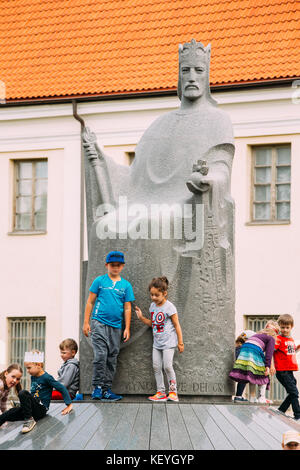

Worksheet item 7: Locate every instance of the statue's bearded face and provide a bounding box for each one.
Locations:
[180,61,206,101]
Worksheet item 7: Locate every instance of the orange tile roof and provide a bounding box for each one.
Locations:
[1,0,299,101]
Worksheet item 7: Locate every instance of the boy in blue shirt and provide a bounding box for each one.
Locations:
[83,251,135,401]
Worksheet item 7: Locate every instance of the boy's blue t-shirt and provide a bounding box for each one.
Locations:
[90,274,135,329]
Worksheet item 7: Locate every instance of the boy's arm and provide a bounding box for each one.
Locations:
[58,363,78,389]
[171,314,184,353]
[83,292,97,336]
[123,301,131,342]
[47,375,73,414]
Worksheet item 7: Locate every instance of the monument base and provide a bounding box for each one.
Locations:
[81,394,233,403]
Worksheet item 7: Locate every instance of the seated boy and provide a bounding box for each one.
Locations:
[51,338,80,401]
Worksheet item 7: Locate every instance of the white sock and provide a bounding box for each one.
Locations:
[258,384,267,399]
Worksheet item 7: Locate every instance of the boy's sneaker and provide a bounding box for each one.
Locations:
[91,386,103,400]
[234,396,248,403]
[168,392,179,402]
[270,407,290,418]
[101,389,123,402]
[148,392,168,402]
[73,393,83,402]
[21,418,36,434]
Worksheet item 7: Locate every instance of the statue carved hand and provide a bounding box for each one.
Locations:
[82,127,103,163]
[186,160,211,194]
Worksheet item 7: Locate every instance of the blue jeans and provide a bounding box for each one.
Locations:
[276,371,300,419]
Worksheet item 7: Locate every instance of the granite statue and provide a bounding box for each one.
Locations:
[80,39,235,399]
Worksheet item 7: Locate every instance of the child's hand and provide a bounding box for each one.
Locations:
[123,328,130,342]
[178,343,184,353]
[270,365,276,376]
[83,322,91,337]
[135,306,143,320]
[264,367,270,376]
[61,404,73,415]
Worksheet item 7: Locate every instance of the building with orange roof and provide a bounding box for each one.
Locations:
[0,0,299,401]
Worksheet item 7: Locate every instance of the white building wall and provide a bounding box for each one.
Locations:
[0,110,82,375]
[0,85,299,380]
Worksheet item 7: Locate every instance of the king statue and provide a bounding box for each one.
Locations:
[80,39,236,399]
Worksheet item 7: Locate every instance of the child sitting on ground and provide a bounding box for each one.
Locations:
[0,351,72,434]
[51,338,80,401]
[0,364,23,416]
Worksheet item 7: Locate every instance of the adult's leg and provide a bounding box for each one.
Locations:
[162,348,177,393]
[104,326,122,392]
[152,348,165,393]
[90,319,109,388]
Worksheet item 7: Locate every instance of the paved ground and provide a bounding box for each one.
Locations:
[0,401,299,450]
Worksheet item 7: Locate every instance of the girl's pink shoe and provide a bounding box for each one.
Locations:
[148,392,168,402]
[167,392,179,402]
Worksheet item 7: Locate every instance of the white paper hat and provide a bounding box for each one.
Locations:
[24,351,44,363]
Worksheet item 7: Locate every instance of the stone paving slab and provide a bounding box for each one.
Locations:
[0,402,299,450]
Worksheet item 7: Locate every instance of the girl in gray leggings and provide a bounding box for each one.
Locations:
[135,276,184,402]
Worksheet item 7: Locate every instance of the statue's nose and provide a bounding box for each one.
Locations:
[188,69,197,81]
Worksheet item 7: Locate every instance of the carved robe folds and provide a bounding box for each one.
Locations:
[80,93,235,398]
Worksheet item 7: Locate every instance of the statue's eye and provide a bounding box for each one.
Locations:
[195,68,204,73]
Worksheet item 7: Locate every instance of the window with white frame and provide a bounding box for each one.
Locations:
[8,317,46,390]
[13,159,48,231]
[251,145,291,222]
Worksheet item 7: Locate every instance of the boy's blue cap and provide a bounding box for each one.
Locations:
[106,251,125,264]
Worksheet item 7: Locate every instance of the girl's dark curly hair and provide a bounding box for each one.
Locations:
[148,276,169,293]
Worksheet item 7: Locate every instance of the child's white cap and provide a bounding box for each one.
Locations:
[24,351,44,363]
[283,429,300,445]
[241,330,256,339]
